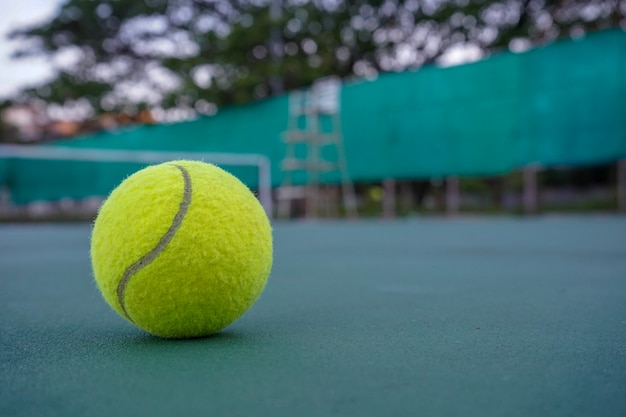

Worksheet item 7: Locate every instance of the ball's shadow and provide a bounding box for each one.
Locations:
[125,329,245,347]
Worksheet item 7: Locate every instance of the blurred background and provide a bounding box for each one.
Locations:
[0,0,625,221]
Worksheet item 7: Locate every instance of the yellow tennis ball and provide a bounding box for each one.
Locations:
[90,160,273,339]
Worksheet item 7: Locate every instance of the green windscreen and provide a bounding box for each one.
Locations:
[1,29,625,204]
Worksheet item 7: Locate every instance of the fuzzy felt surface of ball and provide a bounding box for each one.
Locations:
[90,160,273,338]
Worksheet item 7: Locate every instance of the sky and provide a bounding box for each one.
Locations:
[0,0,62,99]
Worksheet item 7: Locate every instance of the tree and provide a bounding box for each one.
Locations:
[7,0,624,117]
[0,118,20,143]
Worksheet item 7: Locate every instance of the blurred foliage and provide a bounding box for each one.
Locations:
[0,101,20,143]
[459,164,614,195]
[6,0,625,115]
[0,119,21,143]
[541,165,613,188]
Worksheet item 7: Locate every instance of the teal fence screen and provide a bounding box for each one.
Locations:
[2,29,625,204]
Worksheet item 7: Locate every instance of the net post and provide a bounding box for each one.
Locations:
[257,156,273,219]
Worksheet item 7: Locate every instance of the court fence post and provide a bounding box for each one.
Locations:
[446,176,460,215]
[523,165,539,214]
[618,159,626,213]
[383,178,396,218]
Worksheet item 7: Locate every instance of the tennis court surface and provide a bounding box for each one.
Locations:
[1,216,625,417]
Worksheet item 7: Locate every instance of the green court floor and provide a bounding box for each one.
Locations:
[1,216,625,417]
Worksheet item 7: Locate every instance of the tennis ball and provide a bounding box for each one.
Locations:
[90,160,272,339]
